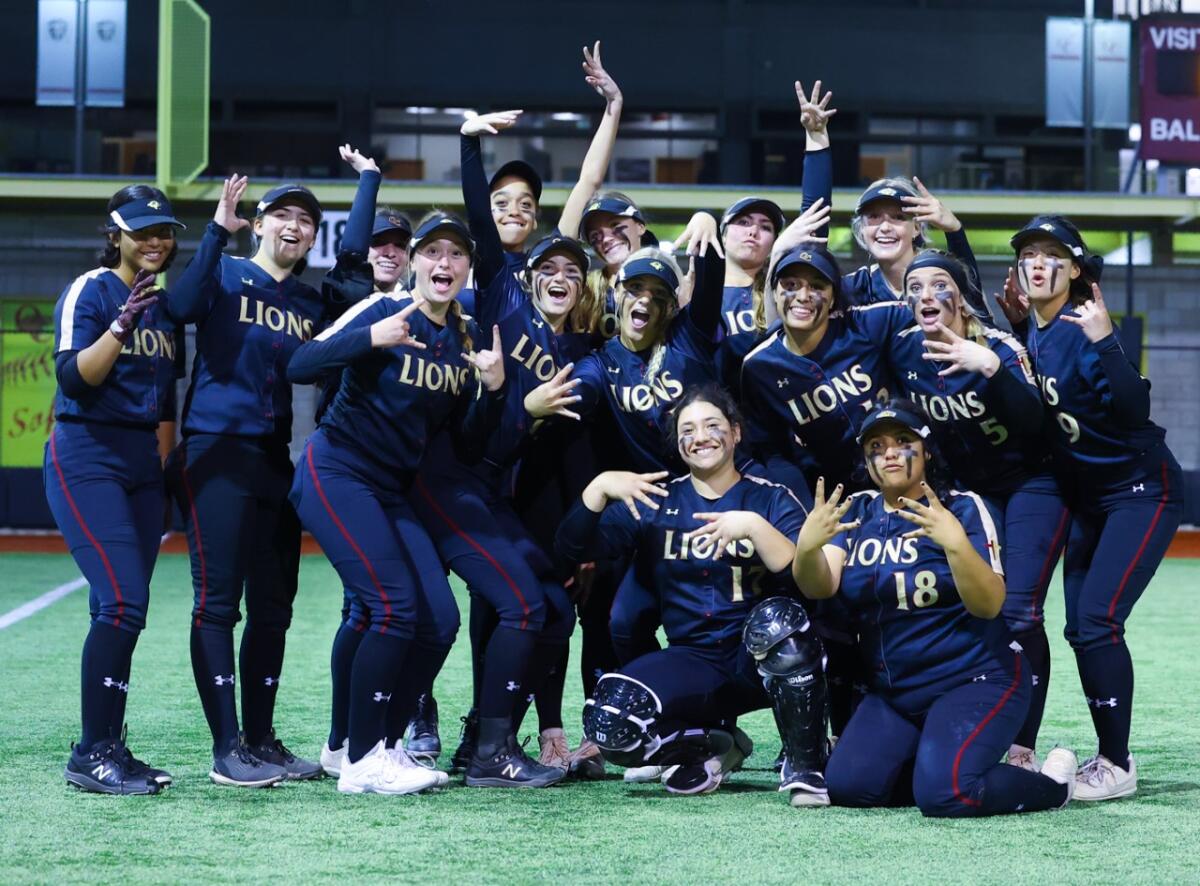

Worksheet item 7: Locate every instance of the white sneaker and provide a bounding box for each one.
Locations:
[1039,747,1078,807]
[1007,743,1041,773]
[622,764,679,784]
[337,740,441,795]
[389,740,449,788]
[1074,754,1137,802]
[320,740,346,778]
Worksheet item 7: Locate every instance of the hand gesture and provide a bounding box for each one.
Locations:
[582,41,622,110]
[461,110,523,138]
[796,478,860,553]
[111,269,161,341]
[370,298,427,350]
[678,211,723,258]
[994,267,1029,327]
[692,510,762,560]
[921,323,1001,377]
[796,80,837,148]
[566,561,597,606]
[338,143,380,175]
[676,263,695,309]
[594,470,670,520]
[524,362,582,420]
[896,482,969,549]
[901,177,961,233]
[772,197,831,257]
[214,174,250,234]
[1060,282,1114,343]
[463,324,506,392]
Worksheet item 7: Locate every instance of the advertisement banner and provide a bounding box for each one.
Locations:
[1140,15,1200,163]
[1047,17,1130,129]
[85,0,126,107]
[0,301,58,468]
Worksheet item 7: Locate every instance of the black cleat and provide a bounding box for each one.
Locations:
[65,741,160,795]
[465,735,567,788]
[209,743,287,788]
[449,708,479,774]
[404,693,441,764]
[779,758,829,806]
[246,730,324,780]
[114,728,172,787]
[773,745,786,772]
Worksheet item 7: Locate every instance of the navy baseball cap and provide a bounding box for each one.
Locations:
[372,211,412,241]
[581,195,645,232]
[856,402,932,445]
[490,160,543,203]
[770,243,841,288]
[1009,216,1086,259]
[108,197,186,232]
[618,254,679,293]
[720,196,785,237]
[855,180,917,214]
[525,235,589,277]
[256,184,323,225]
[408,214,475,258]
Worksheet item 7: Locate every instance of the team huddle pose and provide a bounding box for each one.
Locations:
[46,44,1182,815]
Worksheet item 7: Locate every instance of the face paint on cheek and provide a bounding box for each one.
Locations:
[900,445,919,479]
[678,432,695,459]
[1046,257,1063,293]
[1017,259,1033,294]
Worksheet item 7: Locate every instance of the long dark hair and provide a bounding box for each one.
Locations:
[99,185,179,270]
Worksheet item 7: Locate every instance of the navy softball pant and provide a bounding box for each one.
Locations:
[620,644,768,732]
[824,651,1067,817]
[993,472,1070,636]
[44,421,163,633]
[291,430,459,642]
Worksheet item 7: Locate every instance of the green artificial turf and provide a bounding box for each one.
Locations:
[1,552,1198,884]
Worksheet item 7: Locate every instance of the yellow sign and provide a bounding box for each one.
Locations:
[1,301,57,467]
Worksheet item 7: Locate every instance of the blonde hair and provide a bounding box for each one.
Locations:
[851,176,927,251]
[614,247,684,384]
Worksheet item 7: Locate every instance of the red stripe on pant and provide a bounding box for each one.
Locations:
[951,653,1023,808]
[412,476,531,630]
[1031,506,1071,622]
[49,430,124,626]
[306,446,393,632]
[1106,461,1170,644]
[177,442,211,629]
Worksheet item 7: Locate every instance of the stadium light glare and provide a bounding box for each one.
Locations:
[553,112,584,122]
[1128,123,1141,143]
[1146,158,1161,172]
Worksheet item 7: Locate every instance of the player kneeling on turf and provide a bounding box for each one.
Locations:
[793,399,1078,817]
[556,383,829,804]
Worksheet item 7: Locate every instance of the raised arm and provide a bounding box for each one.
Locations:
[165,175,249,323]
[558,42,623,238]
[797,80,836,238]
[459,111,523,292]
[286,296,417,384]
[323,145,383,310]
[555,469,668,563]
[1063,282,1152,426]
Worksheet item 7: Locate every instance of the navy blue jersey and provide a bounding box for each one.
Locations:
[1024,305,1166,478]
[557,474,807,650]
[740,302,911,490]
[52,268,180,427]
[320,170,382,310]
[568,252,723,473]
[721,284,758,336]
[890,324,1044,498]
[167,222,332,440]
[287,293,501,486]
[831,489,1011,696]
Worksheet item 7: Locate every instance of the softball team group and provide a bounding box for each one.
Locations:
[45,45,1183,816]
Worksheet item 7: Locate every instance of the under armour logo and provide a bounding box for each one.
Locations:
[373,691,392,703]
[102,677,129,693]
[907,371,918,381]
[1087,696,1119,708]
[241,277,254,286]
[263,677,279,687]
[607,366,620,375]
[1132,483,1145,493]
[214,674,235,686]
[532,317,544,328]
[505,681,520,692]
[777,378,789,388]
[972,673,988,682]
[666,508,679,515]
